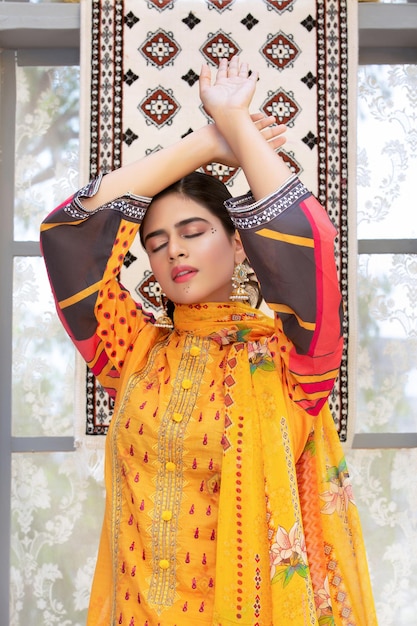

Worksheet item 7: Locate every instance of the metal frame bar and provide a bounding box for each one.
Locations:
[0,48,17,626]
[352,433,417,449]
[358,239,417,255]
[11,437,75,453]
[0,2,416,52]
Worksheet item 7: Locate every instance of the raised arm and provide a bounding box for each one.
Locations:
[207,57,344,416]
[226,178,344,418]
[82,114,286,211]
[200,56,293,199]
[41,114,286,396]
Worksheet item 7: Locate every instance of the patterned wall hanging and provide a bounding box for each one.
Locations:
[78,0,355,445]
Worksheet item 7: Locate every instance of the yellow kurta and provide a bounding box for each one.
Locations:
[40,175,377,625]
[90,308,236,624]
[86,303,376,626]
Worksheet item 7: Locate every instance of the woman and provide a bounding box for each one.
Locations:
[41,58,377,625]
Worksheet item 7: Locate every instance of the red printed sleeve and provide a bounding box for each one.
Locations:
[40,176,154,398]
[226,175,344,416]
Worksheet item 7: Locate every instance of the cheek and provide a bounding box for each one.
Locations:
[148,256,165,286]
[206,235,235,268]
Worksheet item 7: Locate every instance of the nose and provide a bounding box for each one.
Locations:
[168,235,188,261]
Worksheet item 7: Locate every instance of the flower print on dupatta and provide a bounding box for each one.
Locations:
[314,576,335,625]
[269,522,309,587]
[209,325,250,347]
[319,457,355,516]
[248,339,275,375]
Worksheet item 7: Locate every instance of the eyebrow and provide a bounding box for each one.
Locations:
[143,217,210,245]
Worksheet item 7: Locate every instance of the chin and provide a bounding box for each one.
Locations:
[166,282,231,305]
[171,293,228,305]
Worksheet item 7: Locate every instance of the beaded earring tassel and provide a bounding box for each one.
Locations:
[230,263,250,302]
[154,290,174,329]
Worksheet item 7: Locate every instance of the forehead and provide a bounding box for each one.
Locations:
[143,193,217,235]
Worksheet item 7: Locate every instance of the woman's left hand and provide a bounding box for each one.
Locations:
[200,56,257,119]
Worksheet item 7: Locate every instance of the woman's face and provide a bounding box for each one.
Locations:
[142,192,245,304]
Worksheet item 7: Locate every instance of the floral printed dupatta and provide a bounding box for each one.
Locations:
[208,313,377,626]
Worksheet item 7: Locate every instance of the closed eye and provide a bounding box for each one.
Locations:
[183,231,204,239]
[147,239,168,254]
[145,218,210,253]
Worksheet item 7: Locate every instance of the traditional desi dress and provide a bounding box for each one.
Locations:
[40,175,377,625]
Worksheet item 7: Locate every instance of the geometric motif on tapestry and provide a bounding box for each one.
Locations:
[86,374,113,435]
[124,68,139,86]
[123,128,139,146]
[260,31,301,70]
[200,30,241,64]
[139,86,180,127]
[139,29,181,68]
[182,68,199,87]
[123,249,137,269]
[207,0,235,12]
[201,162,239,187]
[261,89,300,126]
[146,0,175,11]
[278,150,302,177]
[87,0,353,443]
[135,269,162,313]
[241,13,259,31]
[265,0,296,14]
[301,14,316,32]
[124,11,139,29]
[302,131,317,150]
[182,11,201,30]
[301,71,317,89]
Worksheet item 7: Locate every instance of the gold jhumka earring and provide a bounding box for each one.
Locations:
[154,290,174,329]
[230,263,250,302]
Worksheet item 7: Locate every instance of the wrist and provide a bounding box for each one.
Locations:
[213,107,251,127]
[186,124,218,165]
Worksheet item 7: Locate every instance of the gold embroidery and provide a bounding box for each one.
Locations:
[148,334,211,611]
[108,336,170,622]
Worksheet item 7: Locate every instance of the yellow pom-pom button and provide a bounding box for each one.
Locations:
[165,461,176,472]
[172,412,183,423]
[190,345,201,357]
[181,378,192,390]
[162,510,172,522]
[159,559,170,570]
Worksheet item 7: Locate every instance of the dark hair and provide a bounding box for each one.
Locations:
[139,171,235,247]
[140,171,262,309]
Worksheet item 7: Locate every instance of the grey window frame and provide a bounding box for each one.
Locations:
[0,2,416,623]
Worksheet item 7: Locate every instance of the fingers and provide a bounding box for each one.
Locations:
[252,114,276,130]
[251,114,287,136]
[199,63,212,90]
[216,56,229,81]
[216,55,256,80]
[269,134,287,150]
[229,56,249,78]
[267,123,287,137]
[251,114,287,147]
[265,124,287,141]
[199,63,214,104]
[227,55,239,77]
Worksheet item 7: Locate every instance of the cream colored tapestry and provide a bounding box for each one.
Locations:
[77,0,356,445]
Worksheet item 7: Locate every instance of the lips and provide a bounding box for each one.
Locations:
[171,265,198,283]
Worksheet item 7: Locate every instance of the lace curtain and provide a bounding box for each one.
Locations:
[9,18,417,626]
